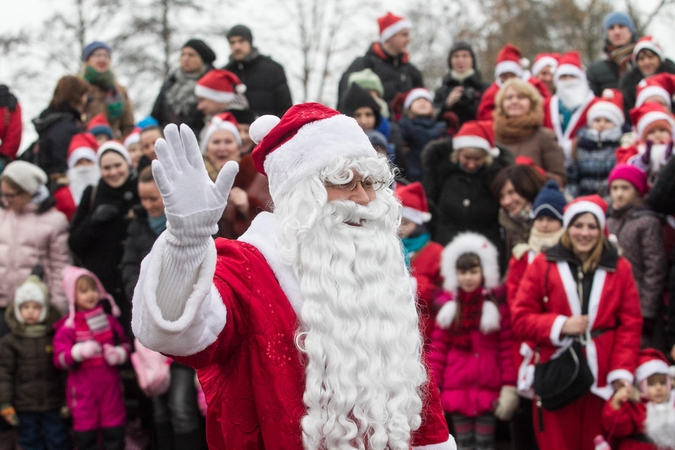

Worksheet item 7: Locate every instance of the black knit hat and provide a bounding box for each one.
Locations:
[229,108,257,125]
[340,83,382,128]
[227,25,253,44]
[183,39,216,65]
[447,41,477,70]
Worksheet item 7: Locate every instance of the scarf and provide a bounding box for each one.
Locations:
[494,110,543,144]
[447,288,485,350]
[83,66,124,120]
[165,68,202,117]
[74,305,113,367]
[558,101,577,134]
[147,213,167,236]
[512,227,565,260]
[23,324,48,338]
[402,233,431,268]
[450,69,475,83]
[372,42,410,64]
[606,42,635,76]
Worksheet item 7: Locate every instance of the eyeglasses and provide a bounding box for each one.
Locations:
[324,176,387,192]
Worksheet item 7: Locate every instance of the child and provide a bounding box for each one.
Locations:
[396,182,443,347]
[399,88,447,182]
[567,90,624,199]
[607,164,667,348]
[0,274,70,450]
[124,126,142,169]
[53,266,130,450]
[601,348,675,449]
[428,232,517,450]
[87,113,114,145]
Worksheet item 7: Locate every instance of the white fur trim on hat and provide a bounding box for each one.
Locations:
[636,359,671,383]
[637,110,675,139]
[401,206,431,225]
[440,232,500,293]
[636,85,671,108]
[194,84,237,104]
[532,57,558,77]
[633,40,664,64]
[124,132,140,149]
[554,64,586,84]
[68,147,98,170]
[404,88,434,110]
[97,141,132,166]
[379,18,412,43]
[587,102,625,127]
[200,120,242,154]
[263,114,377,201]
[452,136,500,157]
[495,60,524,82]
[563,201,606,230]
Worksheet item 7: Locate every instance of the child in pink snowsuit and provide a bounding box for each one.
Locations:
[53,266,130,450]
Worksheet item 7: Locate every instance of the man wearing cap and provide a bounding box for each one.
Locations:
[132,103,455,449]
[338,12,424,113]
[223,25,293,118]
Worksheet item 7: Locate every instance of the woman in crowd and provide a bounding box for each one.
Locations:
[80,41,135,140]
[152,39,216,137]
[493,78,566,185]
[511,195,643,450]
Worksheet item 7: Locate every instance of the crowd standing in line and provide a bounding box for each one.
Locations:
[0,8,675,450]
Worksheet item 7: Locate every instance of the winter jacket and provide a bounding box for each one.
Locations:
[499,208,531,264]
[399,116,447,182]
[607,204,666,320]
[422,138,513,258]
[0,85,22,162]
[567,127,620,198]
[600,399,657,450]
[511,242,643,400]
[120,206,160,302]
[223,49,293,117]
[0,199,71,311]
[338,43,424,111]
[495,126,566,185]
[587,58,623,97]
[433,72,487,126]
[410,240,444,346]
[84,81,135,140]
[619,59,675,117]
[0,306,64,412]
[428,296,516,417]
[32,106,84,177]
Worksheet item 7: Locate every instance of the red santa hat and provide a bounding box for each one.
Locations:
[532,53,560,77]
[630,102,675,140]
[636,348,672,398]
[494,44,528,81]
[453,120,500,157]
[97,140,132,167]
[123,126,142,149]
[67,132,99,169]
[633,36,664,64]
[587,89,625,127]
[194,69,247,103]
[554,51,586,84]
[563,195,607,231]
[636,73,675,108]
[403,88,434,110]
[61,265,120,329]
[87,113,113,139]
[377,12,412,44]
[200,112,242,154]
[249,102,377,201]
[396,182,431,225]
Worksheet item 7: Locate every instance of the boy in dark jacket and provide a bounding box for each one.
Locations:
[0,274,70,449]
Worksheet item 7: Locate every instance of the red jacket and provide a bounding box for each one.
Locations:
[511,247,643,400]
[0,90,21,161]
[410,241,443,346]
[53,186,77,222]
[476,77,551,121]
[601,399,655,450]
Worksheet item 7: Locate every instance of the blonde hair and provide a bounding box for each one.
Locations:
[560,214,607,273]
[494,78,543,118]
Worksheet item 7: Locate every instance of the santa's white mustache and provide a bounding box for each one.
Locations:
[325,198,392,226]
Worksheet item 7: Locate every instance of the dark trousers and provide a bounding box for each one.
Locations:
[17,409,71,450]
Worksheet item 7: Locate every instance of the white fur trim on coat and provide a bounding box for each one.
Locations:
[440,232,500,293]
[412,436,457,450]
[479,300,501,334]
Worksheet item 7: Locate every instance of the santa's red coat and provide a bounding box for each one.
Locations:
[53,186,77,222]
[601,399,656,450]
[476,77,551,121]
[410,241,444,346]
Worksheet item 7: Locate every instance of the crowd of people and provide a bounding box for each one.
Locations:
[0,8,675,450]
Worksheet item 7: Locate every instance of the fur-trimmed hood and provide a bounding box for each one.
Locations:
[440,232,500,293]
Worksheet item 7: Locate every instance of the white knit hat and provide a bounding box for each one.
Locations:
[13,275,49,324]
[2,161,48,196]
[97,140,132,166]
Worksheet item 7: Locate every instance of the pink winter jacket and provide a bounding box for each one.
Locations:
[428,295,516,417]
[0,203,71,311]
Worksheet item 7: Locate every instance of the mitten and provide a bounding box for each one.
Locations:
[71,340,102,362]
[90,204,120,224]
[103,343,127,366]
[0,404,18,426]
[494,386,519,421]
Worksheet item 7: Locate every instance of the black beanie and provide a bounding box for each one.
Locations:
[229,108,257,125]
[340,83,382,128]
[227,25,253,44]
[447,41,477,70]
[183,39,216,65]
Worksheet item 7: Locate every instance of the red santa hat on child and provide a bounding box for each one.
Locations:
[636,348,672,400]
[587,89,625,128]
[123,126,142,149]
[194,69,247,103]
[249,102,377,201]
[630,102,675,141]
[396,182,431,225]
[67,133,99,169]
[377,12,412,44]
[97,140,132,167]
[453,120,500,157]
[61,266,120,329]
[633,36,664,64]
[554,51,586,84]
[200,112,242,153]
[87,113,113,139]
[636,73,675,108]
[494,44,529,83]
[563,195,608,232]
[532,53,560,77]
[403,88,434,110]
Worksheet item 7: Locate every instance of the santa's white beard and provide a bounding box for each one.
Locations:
[644,398,675,449]
[274,161,426,450]
[67,165,100,205]
[556,78,590,110]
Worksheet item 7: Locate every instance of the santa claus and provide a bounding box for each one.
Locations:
[131,103,454,449]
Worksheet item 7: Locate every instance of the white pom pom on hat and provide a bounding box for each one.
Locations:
[250,115,281,144]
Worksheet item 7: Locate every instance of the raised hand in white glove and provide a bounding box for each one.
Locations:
[494,385,519,421]
[102,343,127,366]
[152,124,239,246]
[71,340,102,362]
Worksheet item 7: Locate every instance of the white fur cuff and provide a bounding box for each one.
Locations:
[479,301,500,334]
[550,315,569,346]
[413,436,457,450]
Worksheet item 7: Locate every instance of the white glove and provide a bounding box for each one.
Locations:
[152,124,239,245]
[102,344,127,366]
[494,386,519,421]
[71,341,102,362]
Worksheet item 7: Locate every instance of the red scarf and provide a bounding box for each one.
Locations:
[447,289,485,350]
[74,305,113,367]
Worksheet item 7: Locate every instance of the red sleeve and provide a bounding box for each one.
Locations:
[410,354,452,448]
[476,84,498,120]
[498,303,517,386]
[506,255,527,305]
[543,98,553,130]
[601,399,642,438]
[0,102,21,160]
[529,77,551,100]
[608,260,643,377]
[615,145,638,165]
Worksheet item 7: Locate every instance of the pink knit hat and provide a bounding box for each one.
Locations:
[61,266,120,328]
[608,164,649,196]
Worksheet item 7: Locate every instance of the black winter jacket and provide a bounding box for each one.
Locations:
[32,106,84,177]
[433,72,487,126]
[120,206,160,302]
[223,49,293,117]
[619,59,675,116]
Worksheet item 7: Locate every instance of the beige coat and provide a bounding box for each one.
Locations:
[84,82,135,140]
[496,127,567,186]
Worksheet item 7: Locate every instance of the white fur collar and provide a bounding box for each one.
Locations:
[238,212,304,316]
